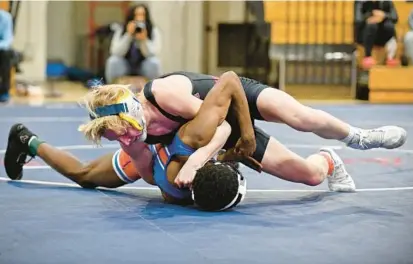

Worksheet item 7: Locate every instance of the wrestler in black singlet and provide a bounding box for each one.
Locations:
[143,71,272,171]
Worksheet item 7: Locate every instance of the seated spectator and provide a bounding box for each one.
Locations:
[355,0,399,69]
[404,9,413,64]
[105,4,161,83]
[0,9,13,103]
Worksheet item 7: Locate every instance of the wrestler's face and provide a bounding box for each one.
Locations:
[103,126,143,146]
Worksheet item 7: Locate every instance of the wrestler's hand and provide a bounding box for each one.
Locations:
[217,148,262,172]
[174,166,196,189]
[235,133,256,157]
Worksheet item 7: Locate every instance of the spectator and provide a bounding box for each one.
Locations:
[0,9,13,103]
[105,4,161,83]
[404,9,413,64]
[355,0,399,69]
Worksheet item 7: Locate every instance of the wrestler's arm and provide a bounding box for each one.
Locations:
[120,141,154,181]
[173,71,255,186]
[178,120,231,172]
[161,124,231,202]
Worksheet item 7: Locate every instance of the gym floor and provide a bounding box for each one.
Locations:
[0,103,412,264]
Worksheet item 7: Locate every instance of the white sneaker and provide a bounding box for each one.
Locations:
[347,126,407,150]
[320,148,356,192]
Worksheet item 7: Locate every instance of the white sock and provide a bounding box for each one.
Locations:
[340,126,360,144]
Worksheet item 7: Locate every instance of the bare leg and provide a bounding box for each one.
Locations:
[257,88,350,139]
[261,137,330,186]
[260,137,355,192]
[256,88,407,150]
[32,141,126,189]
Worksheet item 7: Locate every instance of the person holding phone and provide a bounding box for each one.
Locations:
[105,4,161,83]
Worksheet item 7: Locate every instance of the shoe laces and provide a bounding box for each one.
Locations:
[17,152,34,166]
[356,129,385,150]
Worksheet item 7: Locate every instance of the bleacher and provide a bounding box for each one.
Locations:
[264,0,413,103]
[265,1,354,45]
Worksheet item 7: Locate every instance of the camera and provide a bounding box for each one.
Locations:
[134,22,146,33]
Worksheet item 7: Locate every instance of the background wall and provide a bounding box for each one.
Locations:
[13,0,236,82]
[13,1,48,82]
[46,1,75,65]
[204,1,246,75]
[148,1,204,73]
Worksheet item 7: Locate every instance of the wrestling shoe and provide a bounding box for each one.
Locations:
[347,126,407,150]
[320,148,356,192]
[4,124,36,180]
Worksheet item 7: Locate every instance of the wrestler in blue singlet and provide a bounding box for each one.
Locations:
[149,134,195,200]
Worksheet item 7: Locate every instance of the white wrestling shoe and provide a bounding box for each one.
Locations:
[347,126,407,150]
[320,148,356,192]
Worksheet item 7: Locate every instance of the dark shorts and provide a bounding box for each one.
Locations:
[223,125,271,171]
[224,77,272,171]
[239,76,270,121]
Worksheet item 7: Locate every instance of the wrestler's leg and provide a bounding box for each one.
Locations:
[233,126,354,192]
[255,88,406,150]
[34,144,126,188]
[4,124,133,188]
[261,137,355,192]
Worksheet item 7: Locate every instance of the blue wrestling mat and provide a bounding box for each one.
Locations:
[0,103,412,264]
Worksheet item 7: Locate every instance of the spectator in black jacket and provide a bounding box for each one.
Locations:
[355,0,399,69]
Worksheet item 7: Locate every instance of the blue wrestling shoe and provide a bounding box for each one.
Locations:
[4,124,36,180]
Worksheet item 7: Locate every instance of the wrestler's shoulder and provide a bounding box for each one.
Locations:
[151,75,193,94]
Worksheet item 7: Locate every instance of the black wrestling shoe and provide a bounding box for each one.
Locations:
[4,124,36,180]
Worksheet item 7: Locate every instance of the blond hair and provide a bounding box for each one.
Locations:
[78,84,138,145]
